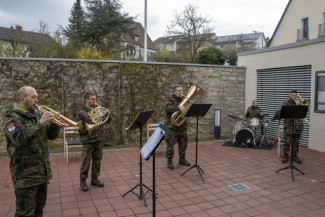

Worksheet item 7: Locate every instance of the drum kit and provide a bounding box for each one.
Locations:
[228,114,270,148]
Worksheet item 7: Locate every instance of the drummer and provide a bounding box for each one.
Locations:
[244,100,265,133]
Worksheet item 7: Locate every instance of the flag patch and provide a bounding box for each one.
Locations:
[8,124,15,132]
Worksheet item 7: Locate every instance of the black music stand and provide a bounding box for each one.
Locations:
[275,106,308,181]
[122,110,153,206]
[270,110,281,147]
[141,124,168,217]
[181,104,212,181]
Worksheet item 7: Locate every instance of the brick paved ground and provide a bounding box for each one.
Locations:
[1,140,325,217]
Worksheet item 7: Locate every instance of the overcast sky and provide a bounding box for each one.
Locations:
[0,0,289,41]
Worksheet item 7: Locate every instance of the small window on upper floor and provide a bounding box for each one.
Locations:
[134,35,139,42]
[298,18,309,40]
[319,13,325,37]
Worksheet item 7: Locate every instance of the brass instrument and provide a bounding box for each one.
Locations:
[295,93,310,106]
[36,104,82,131]
[294,94,310,125]
[85,104,110,133]
[171,82,205,127]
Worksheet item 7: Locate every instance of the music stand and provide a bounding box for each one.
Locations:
[181,104,212,181]
[270,110,281,147]
[140,124,168,217]
[275,106,308,181]
[122,110,153,206]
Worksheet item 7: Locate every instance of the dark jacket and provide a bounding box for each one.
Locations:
[3,103,60,189]
[165,94,188,130]
[245,106,264,120]
[282,98,303,134]
[78,104,111,144]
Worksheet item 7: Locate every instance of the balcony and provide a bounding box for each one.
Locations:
[297,28,309,41]
[319,23,325,37]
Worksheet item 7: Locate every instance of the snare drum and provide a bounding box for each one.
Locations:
[235,128,254,147]
[249,118,259,127]
[233,121,243,135]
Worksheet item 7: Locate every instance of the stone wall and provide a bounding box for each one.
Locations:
[0,58,246,151]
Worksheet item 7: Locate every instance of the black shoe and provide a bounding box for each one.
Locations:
[179,158,190,166]
[91,178,104,187]
[292,156,302,164]
[80,180,89,191]
[168,159,174,170]
[281,154,288,163]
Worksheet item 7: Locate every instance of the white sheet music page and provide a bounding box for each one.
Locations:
[141,125,166,160]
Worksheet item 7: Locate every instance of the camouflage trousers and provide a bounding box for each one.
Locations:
[283,133,301,156]
[14,182,47,217]
[80,141,103,180]
[166,127,188,159]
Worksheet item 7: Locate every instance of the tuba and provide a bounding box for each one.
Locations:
[36,104,82,131]
[171,82,205,127]
[85,104,110,133]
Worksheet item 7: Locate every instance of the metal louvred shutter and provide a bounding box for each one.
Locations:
[257,65,311,147]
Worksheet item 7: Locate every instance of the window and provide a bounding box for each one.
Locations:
[134,35,139,42]
[321,13,325,35]
[315,71,325,113]
[301,18,309,39]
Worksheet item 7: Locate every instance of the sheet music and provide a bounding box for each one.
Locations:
[141,124,166,160]
[125,113,140,131]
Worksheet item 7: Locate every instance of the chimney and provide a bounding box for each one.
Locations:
[15,25,22,32]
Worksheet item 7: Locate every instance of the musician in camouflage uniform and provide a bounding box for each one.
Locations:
[281,90,303,164]
[78,92,111,191]
[165,85,191,169]
[245,100,265,120]
[3,86,60,217]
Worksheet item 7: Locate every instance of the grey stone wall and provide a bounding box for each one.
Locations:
[0,58,245,151]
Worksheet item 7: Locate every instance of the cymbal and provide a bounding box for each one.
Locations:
[228,114,244,120]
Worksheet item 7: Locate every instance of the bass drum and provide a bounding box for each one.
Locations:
[235,128,254,147]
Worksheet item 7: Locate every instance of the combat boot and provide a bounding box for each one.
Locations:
[80,180,89,191]
[292,155,302,164]
[167,158,174,170]
[281,153,288,163]
[91,178,104,187]
[179,157,190,166]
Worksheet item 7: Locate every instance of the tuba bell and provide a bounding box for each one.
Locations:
[36,104,82,131]
[171,82,205,127]
[85,104,110,133]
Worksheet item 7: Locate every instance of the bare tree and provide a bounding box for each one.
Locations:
[167,4,215,63]
[222,34,257,65]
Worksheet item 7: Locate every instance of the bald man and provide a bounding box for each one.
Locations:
[3,86,60,217]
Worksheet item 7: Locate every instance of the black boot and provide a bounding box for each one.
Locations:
[80,180,89,191]
[179,157,190,166]
[281,153,288,163]
[167,158,174,169]
[91,178,104,187]
[292,155,302,164]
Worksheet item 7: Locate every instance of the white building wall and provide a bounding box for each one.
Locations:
[238,41,325,152]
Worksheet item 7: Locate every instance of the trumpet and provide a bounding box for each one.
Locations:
[294,94,310,125]
[295,93,310,106]
[36,104,82,131]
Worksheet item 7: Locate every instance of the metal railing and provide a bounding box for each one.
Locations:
[297,28,309,40]
[319,23,325,37]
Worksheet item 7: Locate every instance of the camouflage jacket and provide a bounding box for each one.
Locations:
[245,106,264,120]
[77,104,111,144]
[3,103,60,189]
[165,94,188,130]
[282,98,303,134]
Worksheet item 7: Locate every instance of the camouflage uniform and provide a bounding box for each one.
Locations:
[245,106,264,120]
[3,102,60,217]
[282,98,303,156]
[78,105,111,181]
[165,94,188,159]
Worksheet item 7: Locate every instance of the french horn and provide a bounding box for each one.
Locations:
[85,104,110,133]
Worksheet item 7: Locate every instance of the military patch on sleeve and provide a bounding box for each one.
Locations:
[7,124,15,132]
